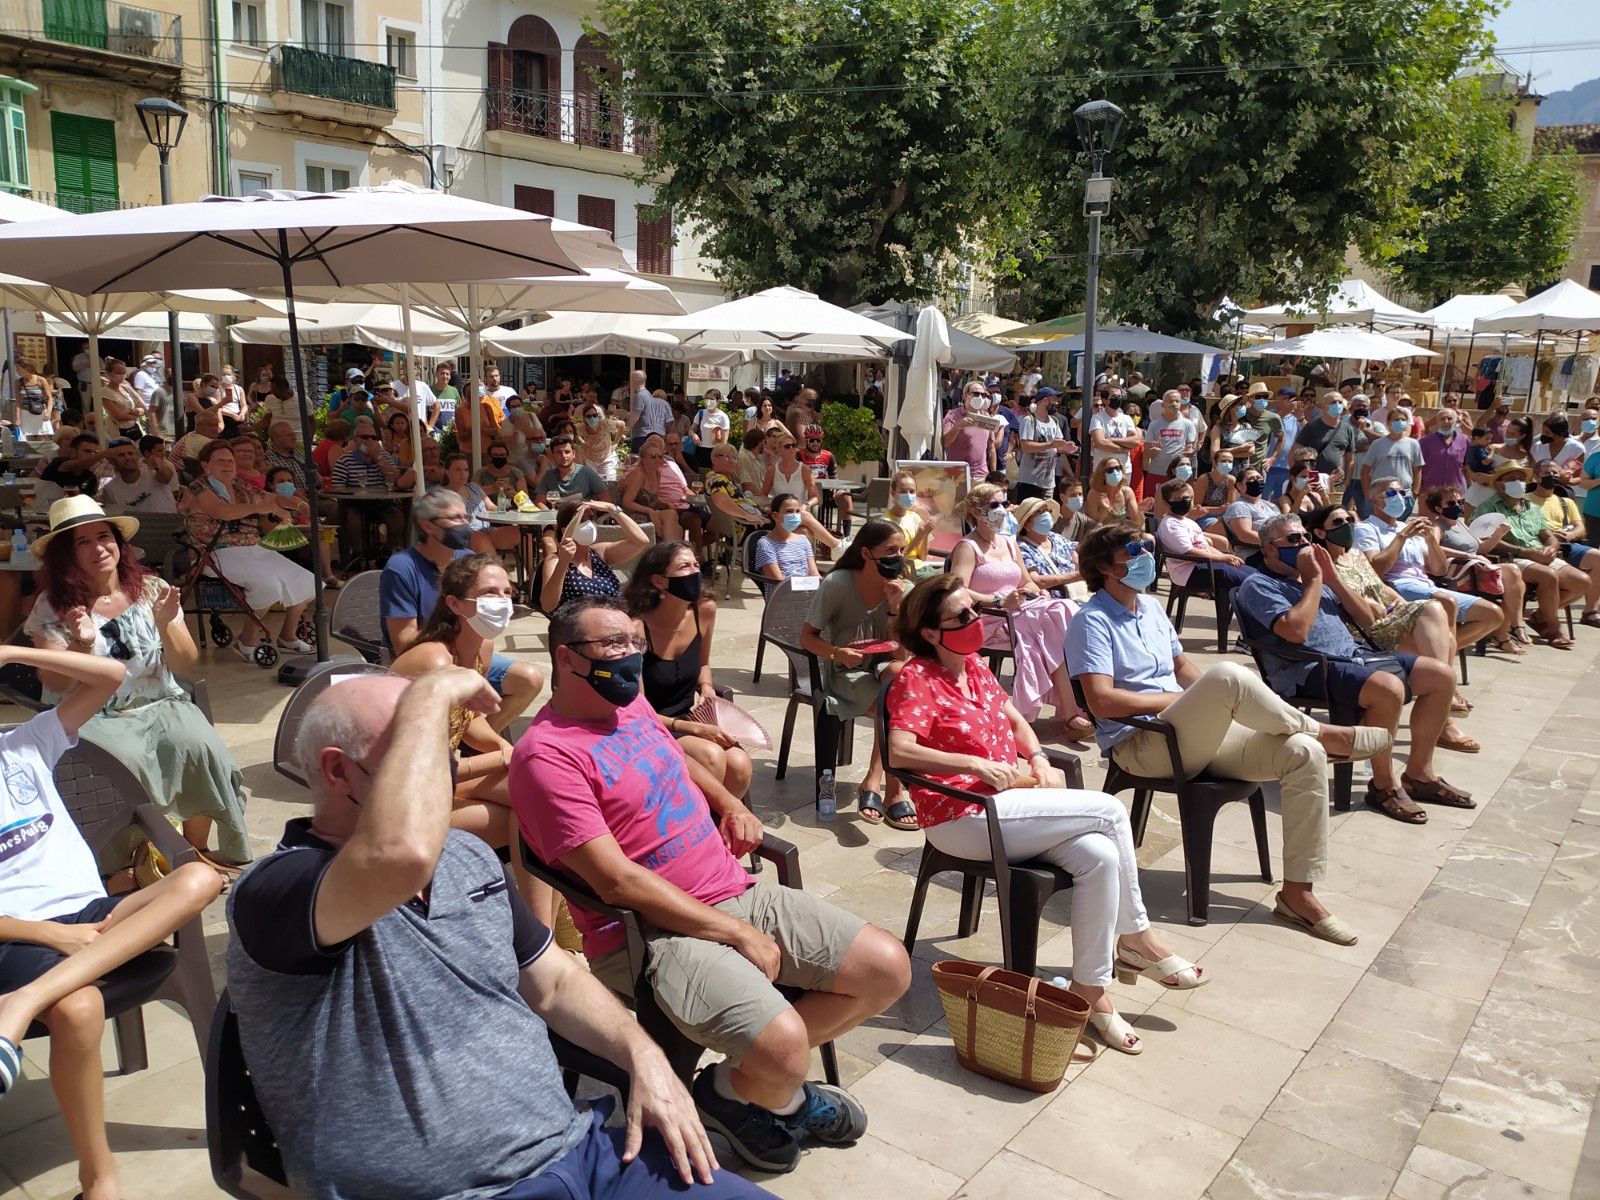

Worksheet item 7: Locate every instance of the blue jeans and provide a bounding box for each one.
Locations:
[493,1099,771,1200]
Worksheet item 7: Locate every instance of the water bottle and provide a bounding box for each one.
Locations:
[12,528,28,559]
[9,429,20,456]
[2,471,14,486]
[817,770,836,822]
[1050,976,1069,991]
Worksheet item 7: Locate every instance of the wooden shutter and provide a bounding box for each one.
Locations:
[635,205,671,275]
[486,41,512,131]
[51,113,118,214]
[577,194,615,237]
[514,185,554,217]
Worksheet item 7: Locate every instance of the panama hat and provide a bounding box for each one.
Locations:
[1015,496,1061,532]
[1490,460,1533,482]
[28,496,140,558]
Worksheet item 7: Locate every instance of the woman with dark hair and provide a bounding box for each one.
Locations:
[799,518,914,827]
[624,539,752,799]
[888,572,1202,1054]
[25,497,252,876]
[537,495,650,613]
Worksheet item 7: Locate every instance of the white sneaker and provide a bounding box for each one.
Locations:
[276,637,313,653]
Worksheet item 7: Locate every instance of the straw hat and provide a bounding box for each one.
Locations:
[29,495,140,558]
[1246,381,1271,397]
[1490,460,1533,483]
[1015,496,1060,532]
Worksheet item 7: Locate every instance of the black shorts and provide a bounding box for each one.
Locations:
[0,896,122,995]
[1310,652,1417,714]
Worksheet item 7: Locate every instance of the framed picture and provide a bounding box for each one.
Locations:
[894,459,969,536]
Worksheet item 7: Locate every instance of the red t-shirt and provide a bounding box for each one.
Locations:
[510,695,752,958]
[886,655,1019,828]
[797,448,835,481]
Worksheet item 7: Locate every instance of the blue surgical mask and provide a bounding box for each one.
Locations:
[895,492,916,509]
[780,512,803,532]
[1383,492,1409,519]
[1328,402,1346,418]
[1065,495,1084,513]
[1389,420,1409,435]
[1105,469,1124,485]
[207,476,230,499]
[1583,419,1597,435]
[530,442,547,454]
[1277,543,1304,570]
[274,481,296,497]
[745,406,758,420]
[1173,464,1194,482]
[1030,515,1054,535]
[1122,552,1156,591]
[1214,462,1233,476]
[585,415,602,428]
[1235,406,1247,419]
[1252,397,1268,412]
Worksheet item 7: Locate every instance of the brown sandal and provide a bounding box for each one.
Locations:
[1401,774,1475,809]
[1364,783,1428,824]
[1532,620,1574,649]
[1490,634,1526,656]
[1437,727,1481,754]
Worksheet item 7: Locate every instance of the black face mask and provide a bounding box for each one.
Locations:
[1325,523,1357,550]
[1244,479,1264,498]
[437,522,473,551]
[873,553,906,579]
[490,456,508,467]
[665,573,703,603]
[569,648,643,707]
[1539,477,1560,492]
[1168,498,1192,516]
[1442,502,1465,520]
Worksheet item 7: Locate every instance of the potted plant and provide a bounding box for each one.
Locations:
[818,401,885,483]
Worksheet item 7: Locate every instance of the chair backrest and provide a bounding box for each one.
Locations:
[327,570,387,663]
[205,990,293,1199]
[757,577,822,687]
[50,737,153,863]
[127,512,189,582]
[272,661,391,787]
[0,628,45,710]
[862,477,892,515]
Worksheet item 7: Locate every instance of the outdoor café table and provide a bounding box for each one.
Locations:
[481,508,558,604]
[325,487,414,571]
[817,477,863,535]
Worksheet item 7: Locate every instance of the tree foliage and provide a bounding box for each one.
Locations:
[1385,83,1585,304]
[593,0,1018,306]
[1000,0,1496,333]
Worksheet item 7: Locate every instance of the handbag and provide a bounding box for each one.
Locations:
[131,840,171,889]
[931,961,1092,1092]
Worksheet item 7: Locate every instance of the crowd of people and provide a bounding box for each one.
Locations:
[2,347,1597,1200]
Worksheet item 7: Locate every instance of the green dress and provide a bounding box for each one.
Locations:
[806,568,893,719]
[1331,550,1429,652]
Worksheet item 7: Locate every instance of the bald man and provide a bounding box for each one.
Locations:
[227,670,768,1200]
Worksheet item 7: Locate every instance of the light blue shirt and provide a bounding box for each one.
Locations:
[1063,589,1184,752]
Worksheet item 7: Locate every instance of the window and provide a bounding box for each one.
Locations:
[636,205,671,275]
[514,185,553,216]
[51,112,118,214]
[232,0,263,47]
[304,163,350,192]
[385,29,415,79]
[577,194,615,238]
[238,170,272,194]
[1590,265,1600,292]
[0,85,29,193]
[300,0,346,55]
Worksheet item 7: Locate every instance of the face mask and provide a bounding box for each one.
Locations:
[704,399,719,410]
[572,648,643,707]
[1214,462,1233,476]
[1583,419,1597,435]
[207,476,231,499]
[1235,406,1247,419]
[1244,479,1264,498]
[490,456,508,467]
[573,520,599,546]
[895,492,916,509]
[1539,477,1560,492]
[1168,498,1193,516]
[1442,502,1465,520]
[937,615,987,656]
[873,553,905,579]
[969,396,989,412]
[1105,469,1124,486]
[665,572,703,603]
[1030,514,1054,535]
[584,415,602,428]
[439,522,474,551]
[1390,421,1409,436]
[1325,523,1357,550]
[1328,402,1346,418]
[1121,552,1157,591]
[1065,495,1084,512]
[1173,464,1193,482]
[464,595,513,638]
[1290,474,1308,490]
[530,442,547,454]
[274,481,296,497]
[982,506,1008,527]
[1276,543,1304,570]
[780,512,804,532]
[1252,397,1268,412]
[1439,425,1456,438]
[1503,480,1526,500]
[745,406,757,420]
[1382,492,1409,519]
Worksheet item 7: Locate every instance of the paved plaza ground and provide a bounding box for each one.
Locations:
[2,581,1598,1200]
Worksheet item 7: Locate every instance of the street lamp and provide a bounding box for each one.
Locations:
[135,96,189,436]
[1073,99,1124,482]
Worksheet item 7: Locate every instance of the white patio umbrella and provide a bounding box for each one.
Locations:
[485,310,738,364]
[893,305,951,460]
[1471,280,1600,403]
[651,286,913,361]
[949,311,1026,341]
[1014,325,1227,355]
[1242,278,1432,331]
[1251,324,1438,387]
[227,302,470,356]
[1386,295,1539,398]
[0,193,72,407]
[0,189,587,662]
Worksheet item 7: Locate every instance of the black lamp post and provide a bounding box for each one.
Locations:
[1073,99,1125,482]
[135,97,189,436]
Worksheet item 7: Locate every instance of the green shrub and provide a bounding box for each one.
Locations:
[819,401,885,468]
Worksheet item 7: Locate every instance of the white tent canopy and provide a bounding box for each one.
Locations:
[949,312,1025,341]
[1472,279,1600,334]
[652,286,913,361]
[1251,325,1439,361]
[1242,278,1432,331]
[1016,325,1227,355]
[228,302,470,355]
[486,311,736,363]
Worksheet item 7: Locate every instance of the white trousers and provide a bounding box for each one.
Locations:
[924,788,1149,988]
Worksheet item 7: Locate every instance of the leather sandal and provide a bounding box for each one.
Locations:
[1532,619,1573,649]
[1114,945,1207,990]
[1436,726,1481,754]
[1364,782,1428,824]
[1089,1008,1143,1055]
[883,798,920,831]
[1583,610,1600,628]
[1401,774,1476,809]
[1490,634,1526,655]
[857,791,887,824]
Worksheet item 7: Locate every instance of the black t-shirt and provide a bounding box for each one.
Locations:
[40,457,98,497]
[1293,417,1358,475]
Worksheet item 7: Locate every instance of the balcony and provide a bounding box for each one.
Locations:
[486,87,654,158]
[4,187,139,213]
[269,44,396,129]
[0,0,184,84]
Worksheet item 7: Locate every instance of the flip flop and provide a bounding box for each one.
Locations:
[884,798,920,831]
[1271,892,1359,946]
[0,1034,20,1100]
[857,791,887,824]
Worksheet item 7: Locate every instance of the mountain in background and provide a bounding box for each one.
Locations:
[1539,76,1600,125]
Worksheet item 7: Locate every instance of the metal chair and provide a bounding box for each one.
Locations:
[860,476,892,521]
[272,660,391,787]
[756,579,856,803]
[326,570,388,664]
[206,991,298,1200]
[519,833,841,1090]
[1068,678,1272,926]
[875,675,1081,975]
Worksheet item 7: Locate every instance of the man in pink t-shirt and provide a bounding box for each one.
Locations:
[510,596,909,1175]
[942,383,1000,482]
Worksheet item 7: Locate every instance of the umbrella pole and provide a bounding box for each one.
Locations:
[88,328,108,448]
[468,283,483,477]
[280,237,329,663]
[400,283,424,497]
[1463,334,1478,405]
[1530,331,1544,408]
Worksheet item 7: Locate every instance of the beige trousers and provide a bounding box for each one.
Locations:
[1110,661,1330,883]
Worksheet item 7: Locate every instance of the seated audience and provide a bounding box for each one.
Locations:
[535,434,609,503]
[798,425,853,534]
[478,437,528,505]
[230,435,267,491]
[1221,466,1277,547]
[1419,484,1530,653]
[620,432,689,542]
[39,435,103,498]
[1015,497,1083,598]
[1155,478,1252,600]
[1475,462,1598,642]
[311,416,353,486]
[537,497,650,614]
[1084,455,1139,525]
[886,469,935,578]
[1056,477,1095,540]
[753,495,819,594]
[97,436,177,513]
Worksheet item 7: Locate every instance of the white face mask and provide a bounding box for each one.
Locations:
[464,595,513,638]
[969,396,990,411]
[573,520,600,546]
[1502,481,1527,500]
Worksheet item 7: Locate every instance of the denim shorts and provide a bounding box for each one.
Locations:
[487,652,514,694]
[0,896,122,995]
[1563,542,1594,568]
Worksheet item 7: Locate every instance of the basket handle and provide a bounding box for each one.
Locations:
[1020,975,1040,1081]
[963,966,1001,1057]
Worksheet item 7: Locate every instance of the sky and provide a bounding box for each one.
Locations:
[1489,0,1600,94]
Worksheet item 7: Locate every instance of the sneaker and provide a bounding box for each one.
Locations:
[780,1081,868,1146]
[690,1070,802,1174]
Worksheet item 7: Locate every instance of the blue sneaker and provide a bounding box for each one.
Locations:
[780,1081,868,1145]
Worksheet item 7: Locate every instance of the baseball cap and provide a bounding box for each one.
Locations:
[1276,386,1297,396]
[345,367,365,381]
[1036,387,1060,398]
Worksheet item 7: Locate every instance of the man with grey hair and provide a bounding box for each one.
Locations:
[263,420,306,490]
[630,370,672,453]
[228,670,769,1200]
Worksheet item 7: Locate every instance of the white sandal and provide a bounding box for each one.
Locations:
[1114,945,1208,990]
[1089,1008,1143,1055]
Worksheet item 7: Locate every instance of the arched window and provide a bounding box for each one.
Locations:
[487,16,561,138]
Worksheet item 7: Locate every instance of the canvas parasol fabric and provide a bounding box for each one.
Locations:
[227,302,470,355]
[1471,279,1600,334]
[1241,279,1431,331]
[486,310,736,363]
[651,286,912,360]
[1250,325,1439,361]
[1014,325,1226,355]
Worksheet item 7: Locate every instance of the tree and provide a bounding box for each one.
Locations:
[1386,83,1584,304]
[1004,0,1497,335]
[592,0,1019,306]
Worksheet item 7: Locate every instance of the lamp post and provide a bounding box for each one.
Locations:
[1073,99,1125,483]
[135,97,189,438]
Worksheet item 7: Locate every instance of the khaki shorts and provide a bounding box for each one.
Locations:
[588,883,866,1067]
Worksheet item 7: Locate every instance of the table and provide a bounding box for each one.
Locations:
[817,478,863,536]
[325,488,415,570]
[481,509,558,604]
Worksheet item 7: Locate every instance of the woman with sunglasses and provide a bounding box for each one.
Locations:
[948,484,1094,739]
[1084,455,1139,526]
[576,400,623,483]
[889,572,1204,1055]
[1418,484,1530,654]
[25,497,253,879]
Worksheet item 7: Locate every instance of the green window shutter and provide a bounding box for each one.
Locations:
[42,0,109,49]
[51,112,119,213]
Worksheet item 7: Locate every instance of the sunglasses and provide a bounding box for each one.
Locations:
[357,434,380,441]
[101,617,132,662]
[1383,488,1408,499]
[1122,539,1152,557]
[1275,532,1309,546]
[1325,516,1351,528]
[936,607,980,630]
[985,499,1010,510]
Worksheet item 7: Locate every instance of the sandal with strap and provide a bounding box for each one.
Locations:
[1490,634,1526,655]
[883,798,920,831]
[1533,620,1574,650]
[1437,726,1481,754]
[857,791,887,824]
[0,1034,19,1100]
[1365,783,1428,824]
[1450,695,1473,715]
[1583,611,1600,629]
[1271,892,1359,946]
[1114,946,1207,990]
[1088,1008,1143,1055]
[1401,774,1475,809]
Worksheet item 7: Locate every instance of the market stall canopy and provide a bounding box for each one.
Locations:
[1251,325,1439,360]
[1472,279,1600,334]
[651,286,912,360]
[1015,324,1226,356]
[227,302,470,355]
[486,310,739,364]
[856,303,1018,372]
[1241,279,1431,331]
[994,312,1085,345]
[949,312,1026,340]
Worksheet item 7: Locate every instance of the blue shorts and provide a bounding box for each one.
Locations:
[0,896,122,995]
[1563,542,1594,567]
[1388,577,1482,620]
[1304,652,1417,716]
[488,652,514,694]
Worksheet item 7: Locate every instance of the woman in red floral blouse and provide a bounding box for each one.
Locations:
[886,573,1207,1055]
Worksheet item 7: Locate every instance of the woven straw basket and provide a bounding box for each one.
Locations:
[932,961,1090,1092]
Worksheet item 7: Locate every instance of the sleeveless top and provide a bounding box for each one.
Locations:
[771,461,809,500]
[643,609,703,719]
[1201,475,1231,508]
[960,536,1024,596]
[559,549,621,606]
[446,653,491,751]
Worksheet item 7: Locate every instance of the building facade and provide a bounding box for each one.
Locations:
[1535,124,1600,293]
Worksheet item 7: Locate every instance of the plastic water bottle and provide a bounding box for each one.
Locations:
[12,528,28,559]
[1050,976,1069,991]
[9,429,20,456]
[2,471,14,486]
[817,770,836,822]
